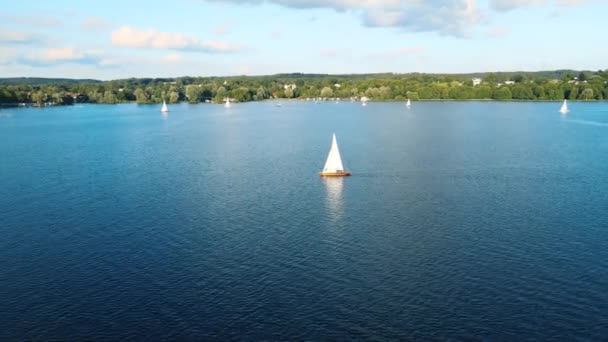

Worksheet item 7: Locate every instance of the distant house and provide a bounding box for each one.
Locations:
[472,78,482,86]
[505,81,515,85]
[283,83,297,90]
[334,83,341,88]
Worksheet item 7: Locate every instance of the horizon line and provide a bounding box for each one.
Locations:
[0,68,602,82]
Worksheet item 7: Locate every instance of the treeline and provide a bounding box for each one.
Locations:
[1,70,608,106]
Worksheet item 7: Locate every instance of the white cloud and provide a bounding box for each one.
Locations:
[486,26,510,38]
[213,20,233,35]
[269,29,283,39]
[0,31,43,44]
[369,46,426,60]
[555,0,587,5]
[490,0,546,11]
[0,47,17,65]
[320,48,342,57]
[3,15,62,28]
[82,17,112,31]
[111,26,243,53]
[20,48,102,66]
[161,54,184,63]
[207,0,480,36]
[489,0,590,11]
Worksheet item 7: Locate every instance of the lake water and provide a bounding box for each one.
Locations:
[1,101,607,340]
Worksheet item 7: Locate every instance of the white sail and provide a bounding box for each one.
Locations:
[323,133,345,173]
[560,99,569,114]
[161,101,169,112]
[225,98,231,108]
[406,99,411,107]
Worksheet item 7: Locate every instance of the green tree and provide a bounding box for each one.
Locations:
[320,87,333,98]
[511,85,534,100]
[474,86,492,99]
[284,87,294,98]
[568,86,579,100]
[185,85,201,103]
[493,87,512,100]
[31,90,47,106]
[169,91,180,103]
[581,88,594,100]
[513,74,525,83]
[134,88,149,104]
[256,86,268,100]
[406,91,419,100]
[379,86,392,100]
[485,73,498,84]
[103,90,118,104]
[51,92,64,105]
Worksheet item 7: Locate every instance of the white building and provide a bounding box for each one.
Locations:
[472,78,482,86]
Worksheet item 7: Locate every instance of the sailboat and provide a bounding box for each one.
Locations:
[161,100,169,113]
[406,98,411,108]
[225,98,231,108]
[559,99,569,114]
[361,96,368,106]
[320,133,351,177]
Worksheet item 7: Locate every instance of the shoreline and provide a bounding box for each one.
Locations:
[2,98,607,109]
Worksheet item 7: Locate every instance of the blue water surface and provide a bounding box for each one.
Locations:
[1,101,607,340]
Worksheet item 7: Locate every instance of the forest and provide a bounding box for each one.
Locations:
[1,70,607,106]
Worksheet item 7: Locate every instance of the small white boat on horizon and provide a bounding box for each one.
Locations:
[225,98,231,108]
[406,98,411,108]
[560,99,569,114]
[161,100,169,113]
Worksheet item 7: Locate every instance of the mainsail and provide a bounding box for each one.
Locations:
[323,133,345,173]
[225,98,231,108]
[161,101,169,112]
[560,100,568,114]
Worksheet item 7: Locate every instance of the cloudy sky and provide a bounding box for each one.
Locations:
[1,0,606,79]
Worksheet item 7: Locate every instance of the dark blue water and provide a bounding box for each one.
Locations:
[1,101,607,340]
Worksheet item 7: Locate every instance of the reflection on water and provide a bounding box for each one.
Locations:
[323,177,344,222]
[563,118,608,128]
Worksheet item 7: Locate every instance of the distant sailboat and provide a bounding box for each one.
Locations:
[361,96,369,106]
[560,99,569,114]
[161,100,169,113]
[320,133,351,177]
[406,99,411,108]
[225,98,231,108]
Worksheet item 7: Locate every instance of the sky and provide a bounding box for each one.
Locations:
[0,0,606,80]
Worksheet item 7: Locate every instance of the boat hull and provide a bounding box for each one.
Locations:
[319,171,351,177]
